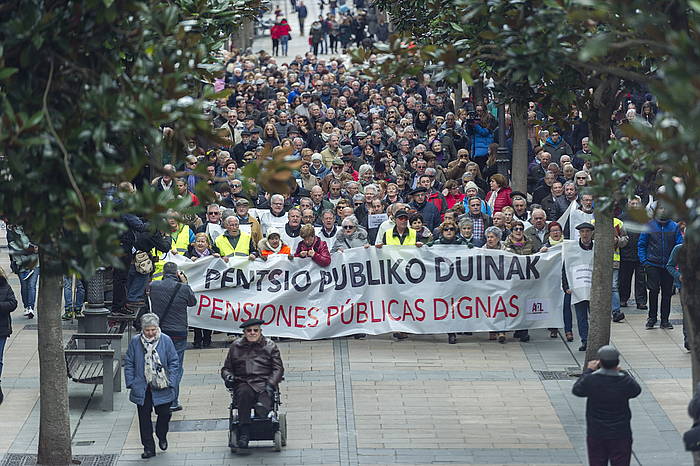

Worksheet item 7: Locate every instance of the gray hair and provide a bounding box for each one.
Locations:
[342,215,359,227]
[270,193,285,204]
[141,313,160,329]
[563,181,576,190]
[485,226,502,238]
[458,218,474,228]
[224,215,239,226]
[364,184,378,195]
[358,164,373,176]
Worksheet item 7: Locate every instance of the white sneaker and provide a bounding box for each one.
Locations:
[25,308,34,319]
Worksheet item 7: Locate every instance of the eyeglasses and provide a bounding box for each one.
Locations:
[576,177,587,180]
[244,328,260,333]
[343,225,354,230]
[443,227,455,232]
[512,227,524,231]
[208,212,221,216]
[354,203,363,206]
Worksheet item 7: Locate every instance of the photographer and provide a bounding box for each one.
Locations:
[148,262,196,412]
[572,346,642,466]
[463,112,494,171]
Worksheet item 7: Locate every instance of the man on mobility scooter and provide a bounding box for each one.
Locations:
[221,318,285,451]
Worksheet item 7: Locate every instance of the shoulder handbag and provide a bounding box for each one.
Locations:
[134,283,182,331]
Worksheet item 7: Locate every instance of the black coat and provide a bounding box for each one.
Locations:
[0,277,18,338]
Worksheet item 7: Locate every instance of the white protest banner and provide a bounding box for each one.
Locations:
[166,245,565,339]
[562,239,593,304]
[557,202,593,241]
[368,214,388,229]
[205,223,225,243]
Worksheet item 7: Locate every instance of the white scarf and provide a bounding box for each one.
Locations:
[140,330,170,390]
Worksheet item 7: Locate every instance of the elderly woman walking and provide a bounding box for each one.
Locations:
[124,313,180,459]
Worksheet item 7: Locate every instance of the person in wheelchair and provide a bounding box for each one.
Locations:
[221,318,284,449]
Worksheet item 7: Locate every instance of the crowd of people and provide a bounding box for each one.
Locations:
[89,7,683,354]
[269,0,390,57]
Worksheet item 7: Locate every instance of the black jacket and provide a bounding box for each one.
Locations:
[0,277,18,337]
[149,273,196,339]
[572,367,642,439]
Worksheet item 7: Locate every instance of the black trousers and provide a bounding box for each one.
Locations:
[646,265,674,322]
[112,256,130,313]
[193,328,212,346]
[587,436,632,466]
[137,388,171,452]
[235,384,272,426]
[619,260,647,305]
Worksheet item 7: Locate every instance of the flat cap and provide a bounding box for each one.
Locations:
[240,318,265,329]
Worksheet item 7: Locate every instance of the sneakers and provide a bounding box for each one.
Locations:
[620,302,628,308]
[660,321,674,329]
[646,318,657,329]
[612,312,625,323]
[637,304,648,310]
[62,311,73,321]
[23,308,34,319]
[579,342,587,352]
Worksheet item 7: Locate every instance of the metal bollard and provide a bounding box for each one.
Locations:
[83,268,110,351]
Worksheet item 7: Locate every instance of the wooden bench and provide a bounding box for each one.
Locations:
[64,333,122,411]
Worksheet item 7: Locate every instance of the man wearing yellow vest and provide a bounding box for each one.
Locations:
[215,216,258,262]
[376,209,425,247]
[375,208,423,341]
[152,212,195,281]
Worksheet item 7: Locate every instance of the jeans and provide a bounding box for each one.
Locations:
[166,336,187,406]
[562,293,572,333]
[0,336,6,378]
[574,300,590,343]
[612,268,620,314]
[280,35,289,55]
[18,268,39,309]
[126,264,148,303]
[63,276,85,312]
[619,260,647,305]
[137,387,171,452]
[646,265,674,323]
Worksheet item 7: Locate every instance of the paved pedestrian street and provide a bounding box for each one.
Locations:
[0,227,693,466]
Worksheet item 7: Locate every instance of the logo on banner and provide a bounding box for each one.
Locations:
[525,299,550,320]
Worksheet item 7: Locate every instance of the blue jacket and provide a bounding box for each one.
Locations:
[124,333,180,406]
[638,219,683,268]
[409,200,441,231]
[666,243,683,289]
[465,123,493,158]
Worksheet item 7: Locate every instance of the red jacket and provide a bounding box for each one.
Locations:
[271,22,291,40]
[484,186,512,213]
[294,237,331,266]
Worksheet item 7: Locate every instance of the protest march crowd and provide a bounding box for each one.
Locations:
[0,1,691,463]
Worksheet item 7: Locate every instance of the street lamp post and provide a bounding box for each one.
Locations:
[496,102,511,177]
[81,267,110,350]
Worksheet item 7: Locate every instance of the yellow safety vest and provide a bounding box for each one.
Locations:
[613,218,623,262]
[215,232,252,257]
[385,228,417,246]
[591,218,624,262]
[151,225,192,280]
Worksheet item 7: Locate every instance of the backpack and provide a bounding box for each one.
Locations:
[134,251,154,275]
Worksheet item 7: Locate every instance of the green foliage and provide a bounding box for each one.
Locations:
[0,0,260,276]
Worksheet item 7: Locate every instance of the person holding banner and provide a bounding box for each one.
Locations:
[293,224,331,266]
[540,222,573,341]
[186,234,220,348]
[331,216,370,252]
[563,222,595,351]
[215,216,258,262]
[430,220,472,345]
[258,227,292,258]
[504,220,538,343]
[377,209,422,248]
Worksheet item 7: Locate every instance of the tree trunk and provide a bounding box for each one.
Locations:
[36,253,73,465]
[510,101,528,193]
[585,207,614,364]
[583,80,618,365]
[679,241,700,466]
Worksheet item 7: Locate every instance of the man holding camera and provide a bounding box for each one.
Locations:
[572,346,642,466]
[149,262,196,412]
[221,318,284,449]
